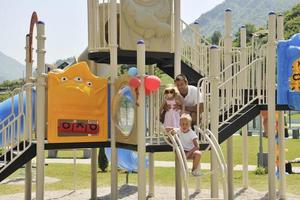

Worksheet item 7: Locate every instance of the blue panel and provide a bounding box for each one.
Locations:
[105,148,148,172]
[277,33,300,110]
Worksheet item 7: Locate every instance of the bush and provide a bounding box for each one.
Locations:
[254,167,268,175]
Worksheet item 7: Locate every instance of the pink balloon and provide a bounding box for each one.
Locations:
[129,77,141,89]
[144,75,161,92]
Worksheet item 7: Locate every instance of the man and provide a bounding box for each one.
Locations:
[162,74,204,126]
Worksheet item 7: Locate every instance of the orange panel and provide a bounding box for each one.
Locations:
[47,62,108,143]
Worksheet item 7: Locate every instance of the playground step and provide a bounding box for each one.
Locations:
[218,102,260,144]
[0,161,6,169]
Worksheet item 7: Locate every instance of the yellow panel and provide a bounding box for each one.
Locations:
[47,62,108,143]
[290,58,300,91]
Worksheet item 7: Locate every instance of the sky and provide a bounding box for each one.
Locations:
[0,0,224,64]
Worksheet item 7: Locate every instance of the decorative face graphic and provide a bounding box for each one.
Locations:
[48,62,106,108]
[290,58,300,91]
[47,62,108,143]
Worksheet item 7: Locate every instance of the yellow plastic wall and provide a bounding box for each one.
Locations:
[47,62,108,143]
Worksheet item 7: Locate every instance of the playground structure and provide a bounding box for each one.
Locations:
[0,1,297,200]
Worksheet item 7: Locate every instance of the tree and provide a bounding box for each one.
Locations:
[233,23,257,47]
[284,3,300,39]
[211,31,222,45]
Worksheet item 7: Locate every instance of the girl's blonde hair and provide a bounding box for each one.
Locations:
[180,113,192,122]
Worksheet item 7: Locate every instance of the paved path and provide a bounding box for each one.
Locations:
[41,158,300,173]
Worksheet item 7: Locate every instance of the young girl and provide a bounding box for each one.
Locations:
[173,114,201,176]
[160,86,184,131]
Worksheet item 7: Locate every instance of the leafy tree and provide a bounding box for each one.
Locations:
[284,3,300,39]
[233,23,257,47]
[211,31,222,45]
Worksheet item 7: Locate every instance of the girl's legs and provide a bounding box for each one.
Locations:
[187,150,201,171]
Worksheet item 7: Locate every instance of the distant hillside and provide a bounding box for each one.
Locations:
[195,0,300,36]
[0,51,24,83]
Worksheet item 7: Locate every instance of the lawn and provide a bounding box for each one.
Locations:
[155,135,300,165]
[0,135,300,196]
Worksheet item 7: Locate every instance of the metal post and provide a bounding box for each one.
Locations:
[224,9,233,200]
[242,126,248,188]
[148,152,154,197]
[277,13,286,200]
[259,114,264,167]
[87,0,99,51]
[25,34,32,200]
[91,148,97,199]
[174,0,181,76]
[267,12,276,200]
[174,0,182,197]
[110,0,118,199]
[210,45,220,198]
[36,21,46,200]
[88,53,98,200]
[175,154,182,200]
[240,25,248,189]
[137,40,146,200]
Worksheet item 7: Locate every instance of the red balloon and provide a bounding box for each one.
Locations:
[145,88,151,96]
[129,77,141,89]
[144,75,161,92]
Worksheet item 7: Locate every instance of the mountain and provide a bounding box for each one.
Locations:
[0,51,24,83]
[195,0,300,37]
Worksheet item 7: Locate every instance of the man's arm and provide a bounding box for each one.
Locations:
[185,102,204,113]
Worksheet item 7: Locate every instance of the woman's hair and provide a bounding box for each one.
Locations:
[180,113,192,122]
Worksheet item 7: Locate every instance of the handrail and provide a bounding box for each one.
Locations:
[0,84,35,172]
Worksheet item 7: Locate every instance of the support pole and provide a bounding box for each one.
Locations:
[148,153,154,197]
[174,1,182,197]
[175,154,182,200]
[277,13,286,200]
[174,0,181,76]
[267,12,276,200]
[110,0,118,199]
[91,142,98,199]
[240,25,248,189]
[224,8,233,200]
[36,21,46,200]
[210,45,220,199]
[242,126,248,188]
[25,34,33,200]
[137,40,146,200]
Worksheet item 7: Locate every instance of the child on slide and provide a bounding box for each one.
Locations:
[160,86,184,132]
[172,114,202,176]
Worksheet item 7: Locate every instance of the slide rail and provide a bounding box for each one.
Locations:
[0,84,34,172]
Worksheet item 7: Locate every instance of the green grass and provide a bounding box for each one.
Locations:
[1,164,300,196]
[1,135,300,196]
[290,113,300,120]
[155,136,300,165]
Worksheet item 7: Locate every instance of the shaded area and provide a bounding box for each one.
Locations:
[97,184,137,200]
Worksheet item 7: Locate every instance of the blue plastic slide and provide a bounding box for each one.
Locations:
[105,148,148,172]
[0,90,36,145]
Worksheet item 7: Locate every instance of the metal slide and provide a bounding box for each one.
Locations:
[164,128,228,200]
